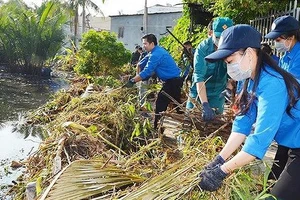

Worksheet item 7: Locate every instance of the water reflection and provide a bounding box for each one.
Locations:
[0,71,68,198]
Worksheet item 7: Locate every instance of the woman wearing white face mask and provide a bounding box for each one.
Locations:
[264,15,300,182]
[265,15,300,78]
[198,24,300,200]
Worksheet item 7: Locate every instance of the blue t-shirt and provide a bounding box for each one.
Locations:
[279,42,300,78]
[139,46,180,81]
[232,65,300,159]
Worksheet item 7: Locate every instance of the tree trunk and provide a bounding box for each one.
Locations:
[82,0,86,34]
[74,5,79,47]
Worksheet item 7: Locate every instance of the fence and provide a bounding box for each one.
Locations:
[250,0,300,44]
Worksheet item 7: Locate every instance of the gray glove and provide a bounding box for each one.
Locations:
[199,165,228,192]
[202,102,215,121]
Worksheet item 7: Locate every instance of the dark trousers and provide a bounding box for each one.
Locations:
[268,145,289,180]
[154,77,183,129]
[266,148,300,200]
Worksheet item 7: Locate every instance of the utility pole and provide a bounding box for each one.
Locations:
[143,0,148,34]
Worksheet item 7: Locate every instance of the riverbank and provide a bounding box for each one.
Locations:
[6,77,273,200]
[0,71,71,199]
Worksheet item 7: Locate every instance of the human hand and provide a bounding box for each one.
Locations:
[220,88,232,103]
[124,78,135,88]
[202,102,215,121]
[199,155,225,177]
[199,165,228,192]
[205,155,225,170]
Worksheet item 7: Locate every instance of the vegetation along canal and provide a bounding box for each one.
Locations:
[0,69,69,198]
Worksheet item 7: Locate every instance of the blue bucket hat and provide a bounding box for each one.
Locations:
[265,15,300,39]
[205,24,262,62]
[213,17,234,37]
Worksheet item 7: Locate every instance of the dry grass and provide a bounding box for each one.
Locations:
[10,78,272,200]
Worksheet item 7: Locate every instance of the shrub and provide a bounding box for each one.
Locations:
[74,30,131,77]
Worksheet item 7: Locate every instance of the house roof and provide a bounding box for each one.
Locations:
[109,4,183,17]
[137,4,183,14]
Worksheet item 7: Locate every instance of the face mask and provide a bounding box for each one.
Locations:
[212,35,220,47]
[227,53,252,81]
[274,40,290,52]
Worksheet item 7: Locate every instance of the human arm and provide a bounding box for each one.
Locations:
[221,151,256,173]
[139,48,160,80]
[196,82,209,103]
[196,81,215,121]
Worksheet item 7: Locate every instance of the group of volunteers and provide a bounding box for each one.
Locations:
[125,14,300,199]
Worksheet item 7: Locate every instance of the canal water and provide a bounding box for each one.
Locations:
[0,70,69,198]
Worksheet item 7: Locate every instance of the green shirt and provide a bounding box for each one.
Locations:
[190,37,228,112]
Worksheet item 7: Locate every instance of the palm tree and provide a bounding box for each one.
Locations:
[66,0,105,47]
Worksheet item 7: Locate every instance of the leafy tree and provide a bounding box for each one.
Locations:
[0,0,68,73]
[74,30,131,76]
[64,0,104,46]
[160,0,290,61]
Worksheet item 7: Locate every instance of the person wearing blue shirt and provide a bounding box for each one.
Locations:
[261,43,280,64]
[198,24,300,200]
[264,15,300,181]
[136,54,150,107]
[186,17,234,121]
[126,33,182,129]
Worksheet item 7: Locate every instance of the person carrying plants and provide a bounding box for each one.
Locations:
[198,24,300,200]
[125,33,183,129]
[263,15,300,182]
[186,17,234,121]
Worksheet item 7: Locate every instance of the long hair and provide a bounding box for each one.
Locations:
[235,48,300,117]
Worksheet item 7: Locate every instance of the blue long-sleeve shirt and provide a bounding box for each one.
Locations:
[139,46,180,81]
[138,54,149,71]
[232,65,300,159]
[279,41,300,78]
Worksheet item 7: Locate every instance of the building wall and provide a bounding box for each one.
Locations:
[78,16,111,34]
[110,12,182,51]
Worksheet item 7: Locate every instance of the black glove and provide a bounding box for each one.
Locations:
[199,165,228,192]
[199,155,225,177]
[124,78,135,88]
[220,88,232,103]
[205,155,225,170]
[202,102,215,121]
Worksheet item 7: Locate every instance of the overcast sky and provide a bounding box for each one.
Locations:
[22,0,183,16]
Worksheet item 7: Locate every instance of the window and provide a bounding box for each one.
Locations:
[118,27,124,38]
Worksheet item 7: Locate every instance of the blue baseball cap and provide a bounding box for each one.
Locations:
[265,16,300,39]
[205,24,262,62]
[213,17,234,37]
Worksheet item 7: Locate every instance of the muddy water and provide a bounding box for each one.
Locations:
[0,71,68,198]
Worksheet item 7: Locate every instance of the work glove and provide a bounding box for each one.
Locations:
[124,78,135,88]
[199,165,228,192]
[199,155,225,177]
[220,88,232,103]
[205,155,225,170]
[202,102,215,121]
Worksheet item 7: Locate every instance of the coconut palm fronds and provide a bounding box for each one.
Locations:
[40,160,145,200]
[119,159,200,200]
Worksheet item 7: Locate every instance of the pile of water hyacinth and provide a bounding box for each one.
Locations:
[9,77,274,200]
